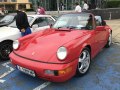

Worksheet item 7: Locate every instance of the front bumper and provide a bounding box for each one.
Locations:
[9,52,78,82]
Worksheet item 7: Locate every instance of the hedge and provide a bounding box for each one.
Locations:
[106,1,120,8]
[8,8,34,13]
[8,10,16,13]
[26,9,34,11]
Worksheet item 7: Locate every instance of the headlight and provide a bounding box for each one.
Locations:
[13,40,19,50]
[57,47,67,60]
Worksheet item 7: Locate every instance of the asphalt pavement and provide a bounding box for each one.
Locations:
[0,19,120,90]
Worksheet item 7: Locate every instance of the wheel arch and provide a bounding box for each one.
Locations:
[0,39,13,44]
[108,28,112,34]
[80,44,92,58]
[85,45,91,53]
[0,39,13,60]
[110,29,112,33]
[81,43,91,54]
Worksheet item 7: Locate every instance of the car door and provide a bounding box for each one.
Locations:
[95,16,108,50]
[32,17,50,32]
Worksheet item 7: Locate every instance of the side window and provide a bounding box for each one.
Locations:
[46,17,55,25]
[33,17,48,27]
[95,16,102,26]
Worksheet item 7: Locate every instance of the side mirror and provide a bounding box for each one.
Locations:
[32,24,39,30]
[102,20,106,26]
[96,26,106,31]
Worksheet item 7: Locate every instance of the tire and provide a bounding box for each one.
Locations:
[76,47,91,76]
[0,41,13,61]
[105,32,112,48]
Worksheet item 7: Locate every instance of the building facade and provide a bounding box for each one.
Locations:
[30,0,82,11]
[0,0,32,10]
[0,0,117,11]
[30,0,108,11]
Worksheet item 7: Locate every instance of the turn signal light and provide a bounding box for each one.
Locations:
[58,67,72,75]
[44,66,72,76]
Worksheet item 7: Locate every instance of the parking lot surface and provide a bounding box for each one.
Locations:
[0,19,120,90]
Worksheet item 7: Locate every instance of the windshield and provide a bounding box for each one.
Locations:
[52,14,93,30]
[0,15,14,23]
[8,16,34,28]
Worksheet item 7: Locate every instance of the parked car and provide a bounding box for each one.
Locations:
[10,13,112,82]
[0,14,55,60]
[52,15,59,20]
[0,14,16,27]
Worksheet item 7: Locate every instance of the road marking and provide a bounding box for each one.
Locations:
[0,79,6,83]
[0,61,15,83]
[33,82,51,90]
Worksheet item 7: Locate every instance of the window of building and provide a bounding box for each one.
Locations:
[29,0,32,2]
[4,0,7,2]
[11,0,16,2]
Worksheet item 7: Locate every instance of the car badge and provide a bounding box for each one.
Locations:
[32,52,35,55]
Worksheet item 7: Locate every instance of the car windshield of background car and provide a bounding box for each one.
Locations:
[52,14,90,30]
[0,15,14,23]
[8,16,34,28]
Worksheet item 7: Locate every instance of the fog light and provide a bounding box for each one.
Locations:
[45,70,54,75]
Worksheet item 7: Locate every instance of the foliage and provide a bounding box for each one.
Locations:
[106,1,120,8]
[26,9,34,11]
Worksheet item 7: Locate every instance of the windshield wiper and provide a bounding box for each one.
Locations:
[67,26,77,29]
[67,26,86,30]
[57,26,67,29]
[57,26,76,29]
[55,26,71,31]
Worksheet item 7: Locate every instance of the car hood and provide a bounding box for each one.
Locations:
[15,29,89,63]
[0,26,19,38]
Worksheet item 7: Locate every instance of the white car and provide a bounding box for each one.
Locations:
[0,14,55,60]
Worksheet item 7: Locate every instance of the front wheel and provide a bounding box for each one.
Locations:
[0,41,13,61]
[76,47,91,76]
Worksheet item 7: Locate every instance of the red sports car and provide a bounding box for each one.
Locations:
[9,13,112,82]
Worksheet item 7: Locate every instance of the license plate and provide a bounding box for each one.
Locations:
[17,65,35,77]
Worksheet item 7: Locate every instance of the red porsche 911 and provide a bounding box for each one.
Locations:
[9,13,112,82]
